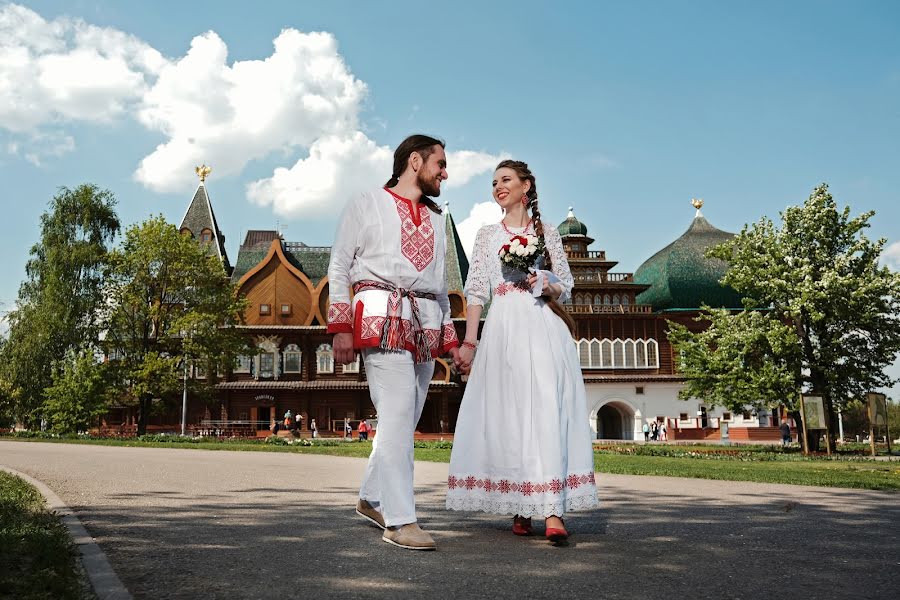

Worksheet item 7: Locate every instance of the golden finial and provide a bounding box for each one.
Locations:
[195,164,212,182]
[691,198,704,210]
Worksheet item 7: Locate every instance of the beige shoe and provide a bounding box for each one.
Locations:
[356,499,385,530]
[382,523,436,551]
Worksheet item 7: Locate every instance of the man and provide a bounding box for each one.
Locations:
[327,134,460,551]
[780,420,792,446]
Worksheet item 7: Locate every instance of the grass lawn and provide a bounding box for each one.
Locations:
[5,435,899,491]
[0,471,88,600]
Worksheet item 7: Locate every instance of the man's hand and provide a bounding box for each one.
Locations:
[333,332,355,365]
[449,347,462,368]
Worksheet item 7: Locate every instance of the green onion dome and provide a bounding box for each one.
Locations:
[635,208,743,311]
[557,207,590,237]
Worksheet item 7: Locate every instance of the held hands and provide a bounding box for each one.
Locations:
[454,343,476,374]
[333,332,356,365]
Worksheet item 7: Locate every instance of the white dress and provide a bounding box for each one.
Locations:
[446,223,599,518]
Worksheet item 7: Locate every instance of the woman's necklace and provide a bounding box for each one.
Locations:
[501,217,533,236]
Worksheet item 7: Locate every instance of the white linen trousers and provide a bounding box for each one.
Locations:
[358,348,434,527]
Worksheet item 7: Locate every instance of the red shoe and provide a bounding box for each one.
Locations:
[512,515,533,536]
[545,517,568,543]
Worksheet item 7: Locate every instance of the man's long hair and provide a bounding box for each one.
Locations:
[385,134,444,214]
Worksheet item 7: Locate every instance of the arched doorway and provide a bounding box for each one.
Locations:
[596,401,635,440]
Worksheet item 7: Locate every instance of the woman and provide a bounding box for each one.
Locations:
[446,160,598,542]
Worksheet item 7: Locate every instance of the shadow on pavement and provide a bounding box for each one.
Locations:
[76,478,898,600]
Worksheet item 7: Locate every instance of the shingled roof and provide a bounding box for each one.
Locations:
[443,203,469,293]
[233,211,470,292]
[634,211,743,311]
[179,183,232,274]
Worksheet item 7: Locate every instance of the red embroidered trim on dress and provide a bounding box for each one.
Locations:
[447,472,596,495]
[326,302,353,334]
[388,190,434,271]
[494,281,531,296]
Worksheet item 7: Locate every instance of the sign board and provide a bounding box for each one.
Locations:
[802,395,826,430]
[867,392,888,427]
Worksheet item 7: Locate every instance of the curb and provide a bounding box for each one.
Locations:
[0,465,132,600]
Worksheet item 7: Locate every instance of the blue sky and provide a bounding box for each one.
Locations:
[2,0,899,392]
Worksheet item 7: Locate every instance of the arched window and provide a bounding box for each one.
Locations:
[283,344,302,373]
[316,344,334,374]
[646,339,659,367]
[603,294,611,305]
[590,339,601,367]
[200,228,213,243]
[601,339,613,367]
[612,294,620,305]
[578,339,590,367]
[612,340,625,367]
[593,293,602,306]
[624,340,636,368]
[622,295,630,305]
[635,340,647,367]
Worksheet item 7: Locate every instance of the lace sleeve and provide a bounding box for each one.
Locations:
[544,225,574,303]
[464,226,492,307]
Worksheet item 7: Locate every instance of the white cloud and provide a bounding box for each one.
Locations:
[455,201,503,258]
[247,140,507,219]
[134,29,366,192]
[445,150,510,189]
[0,3,162,139]
[881,241,900,271]
[22,131,75,166]
[246,132,391,218]
[0,3,506,218]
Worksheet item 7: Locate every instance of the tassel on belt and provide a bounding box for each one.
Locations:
[352,280,437,363]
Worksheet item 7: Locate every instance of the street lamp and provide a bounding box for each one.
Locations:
[181,353,188,436]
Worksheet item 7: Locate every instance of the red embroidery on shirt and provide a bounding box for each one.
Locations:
[328,302,352,324]
[389,191,434,271]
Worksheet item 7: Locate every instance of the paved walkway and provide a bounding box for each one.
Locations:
[1,441,897,599]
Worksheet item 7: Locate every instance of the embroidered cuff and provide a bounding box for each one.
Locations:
[327,302,353,334]
[439,322,460,353]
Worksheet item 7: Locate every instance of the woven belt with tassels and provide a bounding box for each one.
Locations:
[352,280,437,364]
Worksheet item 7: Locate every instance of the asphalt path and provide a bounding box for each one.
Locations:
[1,440,897,600]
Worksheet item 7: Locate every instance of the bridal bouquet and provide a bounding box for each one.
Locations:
[499,234,544,273]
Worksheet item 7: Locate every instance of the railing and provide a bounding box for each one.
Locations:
[572,273,635,284]
[564,304,653,314]
[566,251,607,260]
[283,242,330,252]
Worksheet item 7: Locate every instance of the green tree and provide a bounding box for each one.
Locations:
[669,308,802,412]
[671,184,900,450]
[42,350,111,434]
[0,185,119,427]
[104,216,249,435]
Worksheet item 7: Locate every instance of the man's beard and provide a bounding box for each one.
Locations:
[418,170,442,197]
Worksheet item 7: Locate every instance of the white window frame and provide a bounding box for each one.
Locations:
[234,355,252,374]
[258,353,275,378]
[283,344,302,374]
[316,343,334,374]
[343,356,360,373]
[578,338,661,370]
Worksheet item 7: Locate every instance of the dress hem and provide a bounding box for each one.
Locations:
[445,491,599,518]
